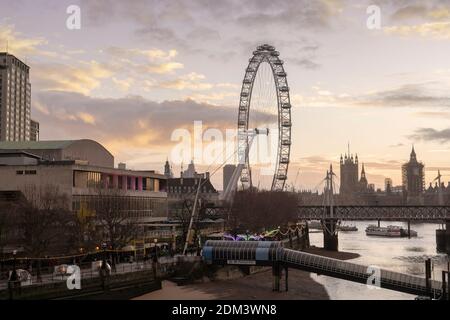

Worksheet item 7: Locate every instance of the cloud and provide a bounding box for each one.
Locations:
[390,5,429,21]
[0,24,47,56]
[385,2,450,39]
[80,0,336,60]
[287,58,321,70]
[112,77,135,92]
[234,0,343,30]
[33,91,277,161]
[384,22,450,39]
[33,61,114,95]
[409,128,450,143]
[77,112,96,125]
[358,83,450,108]
[390,3,450,22]
[300,81,450,109]
[104,47,179,61]
[146,62,184,74]
[103,46,183,74]
[157,72,213,90]
[389,143,405,148]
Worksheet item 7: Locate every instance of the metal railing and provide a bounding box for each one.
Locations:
[0,256,199,291]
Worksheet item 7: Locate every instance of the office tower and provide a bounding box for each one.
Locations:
[0,53,31,141]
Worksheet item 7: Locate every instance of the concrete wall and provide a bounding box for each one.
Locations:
[0,164,74,207]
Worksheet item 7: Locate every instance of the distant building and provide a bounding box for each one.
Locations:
[339,150,359,195]
[402,146,425,198]
[358,163,368,192]
[0,53,31,141]
[385,178,393,194]
[223,164,236,191]
[164,159,173,178]
[30,119,39,141]
[167,176,218,201]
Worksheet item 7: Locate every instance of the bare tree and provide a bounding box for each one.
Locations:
[0,200,15,269]
[231,190,298,233]
[92,188,139,252]
[16,185,71,257]
[11,185,72,281]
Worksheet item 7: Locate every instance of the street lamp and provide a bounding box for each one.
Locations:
[153,238,158,260]
[101,242,108,271]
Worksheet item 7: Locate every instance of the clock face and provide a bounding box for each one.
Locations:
[413,168,419,175]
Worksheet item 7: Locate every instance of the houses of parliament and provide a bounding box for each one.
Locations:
[300,145,450,206]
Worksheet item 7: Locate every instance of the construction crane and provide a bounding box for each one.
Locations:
[433,170,450,205]
[183,128,269,255]
[291,168,300,192]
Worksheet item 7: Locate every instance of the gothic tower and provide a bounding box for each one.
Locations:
[339,144,359,196]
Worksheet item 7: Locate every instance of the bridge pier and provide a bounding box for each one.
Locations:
[436,220,450,254]
[323,220,338,251]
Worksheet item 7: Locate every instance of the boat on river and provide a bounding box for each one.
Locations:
[365,225,417,237]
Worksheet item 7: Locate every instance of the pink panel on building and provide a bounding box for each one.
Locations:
[138,177,143,191]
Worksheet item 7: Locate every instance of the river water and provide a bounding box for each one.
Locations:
[308,221,449,300]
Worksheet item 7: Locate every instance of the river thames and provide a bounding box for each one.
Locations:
[309,221,449,299]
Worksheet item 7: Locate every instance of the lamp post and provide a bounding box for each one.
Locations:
[8,250,19,300]
[153,238,158,262]
[152,239,158,279]
[101,242,108,270]
[10,250,18,281]
[99,242,110,290]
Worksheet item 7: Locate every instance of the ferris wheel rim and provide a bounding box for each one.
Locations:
[237,44,292,191]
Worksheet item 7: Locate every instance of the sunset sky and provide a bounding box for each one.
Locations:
[1,0,450,191]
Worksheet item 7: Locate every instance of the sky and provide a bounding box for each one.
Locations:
[1,0,450,191]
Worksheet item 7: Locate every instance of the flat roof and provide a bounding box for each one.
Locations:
[0,140,76,150]
[0,150,41,158]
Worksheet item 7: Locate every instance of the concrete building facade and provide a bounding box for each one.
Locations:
[0,140,168,223]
